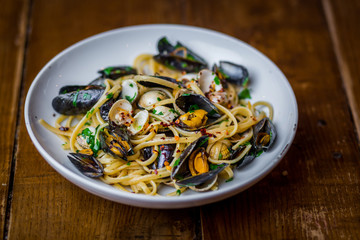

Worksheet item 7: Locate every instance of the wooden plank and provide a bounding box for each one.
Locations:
[8,0,200,239]
[322,0,360,139]
[184,0,360,239]
[0,0,29,236]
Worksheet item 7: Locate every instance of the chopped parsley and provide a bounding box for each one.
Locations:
[86,108,95,118]
[208,109,217,116]
[106,93,113,99]
[238,88,251,99]
[84,121,92,126]
[219,152,223,160]
[158,112,164,115]
[152,109,157,114]
[126,162,131,166]
[189,104,199,112]
[209,163,220,170]
[72,89,80,107]
[157,97,161,101]
[83,93,91,100]
[181,62,188,68]
[125,93,137,103]
[198,137,209,147]
[129,83,134,87]
[79,127,101,156]
[176,189,182,195]
[169,109,180,115]
[214,76,221,85]
[242,141,251,146]
[103,67,113,76]
[173,158,180,167]
[256,149,264,157]
[182,93,190,96]
[225,177,233,182]
[242,77,249,87]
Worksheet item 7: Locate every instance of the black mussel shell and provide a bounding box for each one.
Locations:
[176,163,228,187]
[99,126,134,160]
[218,61,249,86]
[59,85,87,95]
[98,66,137,80]
[253,117,276,152]
[175,41,207,65]
[157,37,207,66]
[99,98,115,122]
[142,146,153,161]
[88,76,106,86]
[67,153,104,178]
[175,93,221,118]
[157,37,176,55]
[52,86,105,115]
[233,146,257,169]
[153,54,207,73]
[171,135,209,180]
[157,144,176,169]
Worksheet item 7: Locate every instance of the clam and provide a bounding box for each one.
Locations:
[121,79,138,103]
[67,153,104,178]
[76,126,96,149]
[198,69,224,93]
[52,85,104,115]
[138,90,168,109]
[152,106,179,122]
[171,136,228,191]
[128,110,149,135]
[108,99,134,127]
[209,141,231,160]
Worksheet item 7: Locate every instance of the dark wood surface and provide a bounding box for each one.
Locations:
[1,0,359,239]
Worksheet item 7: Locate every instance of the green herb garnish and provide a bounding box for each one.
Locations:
[174,159,180,167]
[214,76,221,85]
[208,109,217,116]
[126,162,131,166]
[226,177,233,182]
[125,93,137,103]
[103,67,113,76]
[176,189,182,195]
[72,89,80,107]
[209,164,219,170]
[182,93,190,96]
[238,88,251,99]
[219,152,223,160]
[198,137,209,147]
[256,149,264,157]
[157,97,161,101]
[242,77,249,87]
[106,93,113,99]
[189,104,199,111]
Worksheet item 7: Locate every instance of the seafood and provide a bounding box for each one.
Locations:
[171,136,228,191]
[67,152,104,178]
[214,61,249,86]
[154,37,208,73]
[52,85,104,115]
[138,90,168,109]
[253,117,276,151]
[99,126,133,160]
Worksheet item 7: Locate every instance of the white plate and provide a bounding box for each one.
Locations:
[25,24,298,209]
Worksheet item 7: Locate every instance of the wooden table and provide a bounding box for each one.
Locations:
[1,0,359,239]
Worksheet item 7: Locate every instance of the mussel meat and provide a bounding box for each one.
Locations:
[67,152,104,178]
[175,93,221,118]
[52,85,104,115]
[171,136,228,190]
[175,109,208,130]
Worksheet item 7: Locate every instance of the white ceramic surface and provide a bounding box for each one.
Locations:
[25,24,298,209]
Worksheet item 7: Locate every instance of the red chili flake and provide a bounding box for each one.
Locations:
[176,150,180,153]
[161,137,165,140]
[59,126,69,131]
[154,169,158,175]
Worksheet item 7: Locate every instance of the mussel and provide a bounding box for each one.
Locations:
[99,126,134,160]
[88,66,137,86]
[67,152,104,178]
[135,75,180,89]
[213,61,249,86]
[171,136,228,190]
[253,117,276,152]
[174,93,221,130]
[52,85,104,115]
[154,37,208,73]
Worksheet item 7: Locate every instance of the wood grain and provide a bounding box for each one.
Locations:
[323,0,360,140]
[184,0,360,239]
[8,0,199,239]
[0,0,28,236]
